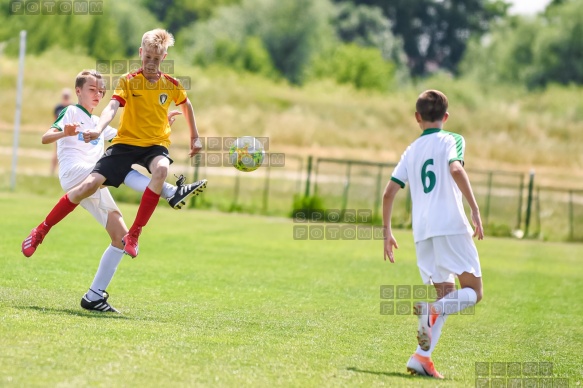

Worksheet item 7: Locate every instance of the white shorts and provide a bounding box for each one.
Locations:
[79,188,122,228]
[415,234,481,284]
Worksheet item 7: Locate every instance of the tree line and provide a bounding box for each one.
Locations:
[1,0,581,90]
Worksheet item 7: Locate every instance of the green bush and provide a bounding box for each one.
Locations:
[143,0,240,33]
[1,0,158,59]
[461,0,583,89]
[181,0,336,84]
[290,195,326,220]
[195,36,277,78]
[484,222,513,238]
[310,44,395,91]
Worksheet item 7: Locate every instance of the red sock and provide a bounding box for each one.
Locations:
[44,194,79,228]
[129,187,160,234]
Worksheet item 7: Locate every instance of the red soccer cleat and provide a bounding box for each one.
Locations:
[22,223,50,257]
[122,227,142,258]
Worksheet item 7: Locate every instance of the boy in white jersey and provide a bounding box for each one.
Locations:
[36,69,203,313]
[382,90,484,379]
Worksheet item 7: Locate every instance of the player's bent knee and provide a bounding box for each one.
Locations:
[151,165,169,182]
[72,180,100,200]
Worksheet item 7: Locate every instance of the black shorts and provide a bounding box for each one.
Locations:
[92,144,174,187]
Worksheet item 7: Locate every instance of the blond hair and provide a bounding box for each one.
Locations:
[141,28,175,54]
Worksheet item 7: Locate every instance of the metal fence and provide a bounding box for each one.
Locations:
[469,169,525,236]
[532,187,583,242]
[306,157,582,242]
[3,135,582,242]
[184,152,305,216]
[312,158,399,224]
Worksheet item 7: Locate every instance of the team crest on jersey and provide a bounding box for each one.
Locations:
[159,93,168,105]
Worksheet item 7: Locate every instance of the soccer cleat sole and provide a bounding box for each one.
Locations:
[414,302,432,351]
[171,180,207,210]
[417,327,431,351]
[81,302,120,313]
[406,367,442,378]
[407,367,423,376]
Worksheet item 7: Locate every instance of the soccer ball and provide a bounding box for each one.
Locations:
[229,136,265,172]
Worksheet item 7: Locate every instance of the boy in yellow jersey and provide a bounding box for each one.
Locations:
[22,28,206,260]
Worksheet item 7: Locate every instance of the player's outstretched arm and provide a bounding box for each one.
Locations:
[83,99,120,143]
[450,161,484,240]
[180,98,202,157]
[382,180,401,263]
[42,123,81,144]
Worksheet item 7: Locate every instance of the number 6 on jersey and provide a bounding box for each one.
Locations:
[421,158,436,193]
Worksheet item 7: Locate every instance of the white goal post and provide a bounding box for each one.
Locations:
[10,30,26,191]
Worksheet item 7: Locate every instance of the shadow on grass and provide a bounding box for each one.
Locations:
[346,367,414,379]
[13,305,133,320]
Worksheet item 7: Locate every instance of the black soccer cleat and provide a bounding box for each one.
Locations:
[167,175,207,210]
[80,291,120,313]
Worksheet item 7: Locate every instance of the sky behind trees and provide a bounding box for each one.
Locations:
[508,0,551,14]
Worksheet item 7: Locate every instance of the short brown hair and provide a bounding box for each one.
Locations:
[75,69,104,97]
[416,90,448,122]
[75,69,103,89]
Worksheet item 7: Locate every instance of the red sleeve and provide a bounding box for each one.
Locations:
[112,95,126,107]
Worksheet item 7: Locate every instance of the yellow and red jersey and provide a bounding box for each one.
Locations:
[112,69,188,148]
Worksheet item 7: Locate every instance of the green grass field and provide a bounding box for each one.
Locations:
[1,192,582,387]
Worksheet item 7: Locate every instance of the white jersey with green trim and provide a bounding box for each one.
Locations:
[51,104,117,191]
[390,128,473,242]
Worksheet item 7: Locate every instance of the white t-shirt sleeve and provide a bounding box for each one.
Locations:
[447,134,465,165]
[391,146,411,188]
[102,125,118,141]
[51,106,73,131]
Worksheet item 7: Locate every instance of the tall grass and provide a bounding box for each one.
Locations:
[2,47,583,186]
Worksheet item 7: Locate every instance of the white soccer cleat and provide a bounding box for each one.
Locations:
[413,301,436,351]
[406,353,444,379]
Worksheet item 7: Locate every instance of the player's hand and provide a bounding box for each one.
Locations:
[189,137,202,157]
[63,122,81,136]
[384,233,398,263]
[471,209,484,240]
[167,110,182,126]
[82,129,101,143]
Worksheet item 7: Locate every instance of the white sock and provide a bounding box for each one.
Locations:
[86,245,124,301]
[432,287,478,316]
[123,170,176,199]
[161,182,177,199]
[415,315,447,357]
